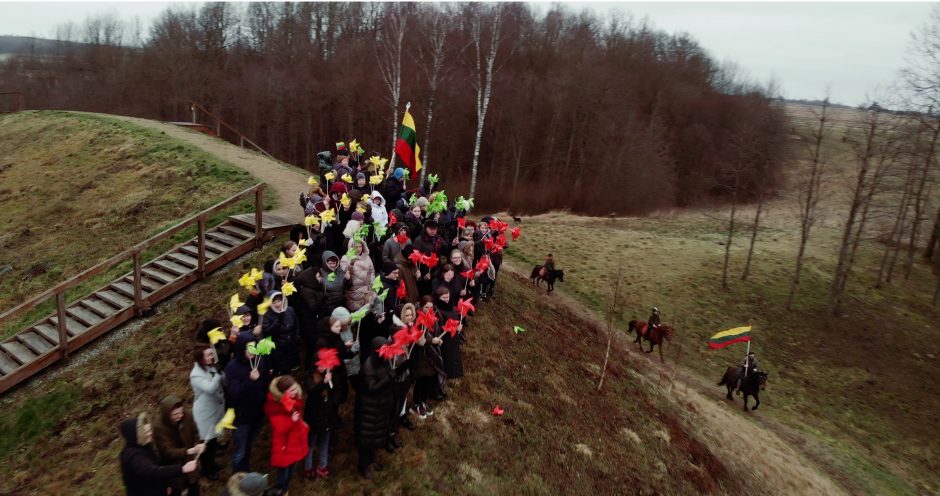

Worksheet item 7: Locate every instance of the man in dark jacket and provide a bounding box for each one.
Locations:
[152,395,205,493]
[119,412,197,496]
[355,337,394,479]
[225,338,271,473]
[262,291,301,375]
[293,265,326,347]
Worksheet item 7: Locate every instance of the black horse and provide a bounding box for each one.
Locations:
[718,367,768,411]
[530,265,565,293]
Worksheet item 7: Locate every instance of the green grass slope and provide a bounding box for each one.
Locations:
[0,111,264,338]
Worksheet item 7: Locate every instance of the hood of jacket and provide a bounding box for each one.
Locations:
[158,395,184,426]
[346,237,370,258]
[267,290,287,313]
[370,190,386,207]
[119,412,152,447]
[321,250,340,270]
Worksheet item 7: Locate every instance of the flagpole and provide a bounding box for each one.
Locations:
[744,339,750,377]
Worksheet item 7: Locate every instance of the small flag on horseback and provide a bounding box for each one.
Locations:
[706,325,751,349]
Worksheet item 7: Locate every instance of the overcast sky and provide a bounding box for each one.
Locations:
[0,1,932,106]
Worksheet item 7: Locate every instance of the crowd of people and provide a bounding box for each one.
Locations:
[118,147,520,495]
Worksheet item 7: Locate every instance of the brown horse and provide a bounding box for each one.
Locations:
[627,320,673,362]
[718,367,768,411]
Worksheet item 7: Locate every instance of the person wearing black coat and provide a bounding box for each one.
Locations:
[303,366,341,479]
[293,266,326,348]
[314,315,354,405]
[434,286,464,382]
[119,413,197,496]
[354,336,394,479]
[225,337,270,473]
[261,291,301,376]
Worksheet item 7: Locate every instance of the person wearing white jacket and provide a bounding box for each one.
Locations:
[189,346,225,479]
[370,190,389,227]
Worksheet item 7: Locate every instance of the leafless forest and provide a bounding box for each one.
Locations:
[0,2,787,214]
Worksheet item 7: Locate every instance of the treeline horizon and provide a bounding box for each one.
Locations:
[0,2,787,215]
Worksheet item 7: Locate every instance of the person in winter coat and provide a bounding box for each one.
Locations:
[355,336,395,479]
[434,286,465,382]
[449,249,474,297]
[320,251,351,316]
[379,261,403,320]
[353,172,370,194]
[389,304,418,434]
[382,223,412,266]
[225,337,271,473]
[396,245,421,304]
[383,168,406,208]
[314,311,356,405]
[343,211,365,241]
[262,291,301,376]
[432,264,464,304]
[292,265,326,348]
[119,412,198,496]
[152,395,206,494]
[221,472,268,496]
[264,375,310,495]
[302,361,341,479]
[403,204,424,240]
[410,297,445,419]
[189,346,225,478]
[370,191,389,227]
[340,238,376,311]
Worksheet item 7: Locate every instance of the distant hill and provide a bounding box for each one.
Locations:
[0,36,63,56]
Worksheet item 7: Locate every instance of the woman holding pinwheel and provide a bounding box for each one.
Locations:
[189,346,226,479]
[302,348,342,479]
[261,290,301,376]
[434,286,465,386]
[224,336,270,473]
[409,296,445,419]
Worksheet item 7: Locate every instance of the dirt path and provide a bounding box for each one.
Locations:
[501,259,847,496]
[91,113,307,222]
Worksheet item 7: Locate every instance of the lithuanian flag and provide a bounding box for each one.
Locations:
[394,109,423,175]
[706,326,751,349]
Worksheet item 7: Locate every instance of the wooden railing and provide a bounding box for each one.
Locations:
[190,101,277,161]
[0,183,265,361]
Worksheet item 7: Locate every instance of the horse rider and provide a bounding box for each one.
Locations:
[539,253,555,280]
[647,307,661,335]
[739,351,759,375]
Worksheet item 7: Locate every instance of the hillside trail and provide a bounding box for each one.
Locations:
[89,113,307,223]
[500,259,847,496]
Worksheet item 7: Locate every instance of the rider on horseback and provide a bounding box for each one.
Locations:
[647,307,661,334]
[739,351,759,375]
[539,253,555,279]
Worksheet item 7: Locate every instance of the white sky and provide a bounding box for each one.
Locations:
[0,1,933,106]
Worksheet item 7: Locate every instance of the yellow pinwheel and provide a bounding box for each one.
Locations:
[257,297,271,316]
[320,209,335,224]
[304,214,320,227]
[325,171,336,181]
[230,315,244,328]
[307,176,319,186]
[279,252,297,270]
[207,327,226,345]
[249,268,263,283]
[349,139,360,153]
[341,173,353,184]
[214,408,237,434]
[356,206,367,214]
[229,294,244,313]
[340,193,351,208]
[292,247,307,266]
[281,281,297,297]
[369,174,383,185]
[369,155,382,165]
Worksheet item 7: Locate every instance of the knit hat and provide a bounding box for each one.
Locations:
[332,306,351,324]
[236,472,267,496]
[416,197,430,208]
[382,261,399,276]
[393,168,405,180]
[393,223,408,234]
[357,172,366,181]
[351,211,365,222]
[424,218,439,229]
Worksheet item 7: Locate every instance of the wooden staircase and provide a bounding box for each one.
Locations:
[0,184,288,395]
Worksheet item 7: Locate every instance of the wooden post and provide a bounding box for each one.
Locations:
[17,93,24,112]
[133,251,144,314]
[56,292,69,359]
[216,121,221,137]
[254,186,264,248]
[197,216,207,279]
[191,104,196,124]
[240,136,245,148]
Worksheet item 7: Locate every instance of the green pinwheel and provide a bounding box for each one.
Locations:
[373,222,388,238]
[327,273,336,283]
[513,325,526,334]
[247,336,276,356]
[350,305,370,324]
[455,196,475,212]
[408,193,418,206]
[428,190,448,214]
[371,276,384,293]
[428,174,439,185]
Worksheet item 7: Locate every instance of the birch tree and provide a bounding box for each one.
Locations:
[414,5,450,183]
[468,3,504,198]
[375,3,407,172]
[787,99,830,309]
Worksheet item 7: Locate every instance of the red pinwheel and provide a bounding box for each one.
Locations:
[377,342,405,359]
[280,393,298,413]
[389,212,398,225]
[460,269,475,280]
[511,227,521,240]
[491,219,509,233]
[491,405,504,416]
[456,297,476,318]
[422,252,439,268]
[483,237,496,252]
[416,308,438,330]
[475,257,490,273]
[396,279,408,299]
[457,217,466,229]
[392,328,414,346]
[408,250,425,265]
[406,324,424,342]
[496,233,507,247]
[395,231,409,245]
[442,318,460,337]
[315,348,341,371]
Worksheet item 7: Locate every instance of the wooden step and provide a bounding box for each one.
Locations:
[206,231,242,247]
[152,259,191,277]
[33,323,60,345]
[0,351,18,375]
[142,267,176,285]
[166,252,199,269]
[218,224,254,240]
[80,298,116,318]
[48,316,85,337]
[180,244,219,260]
[1,341,36,365]
[96,289,132,309]
[66,306,104,327]
[110,281,138,300]
[18,331,54,355]
[204,239,231,254]
[123,276,160,293]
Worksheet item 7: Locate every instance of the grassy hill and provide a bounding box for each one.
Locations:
[502,104,940,494]
[0,111,263,338]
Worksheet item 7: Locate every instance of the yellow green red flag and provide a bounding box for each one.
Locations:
[706,326,751,349]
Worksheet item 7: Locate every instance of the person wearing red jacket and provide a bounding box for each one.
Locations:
[264,375,310,496]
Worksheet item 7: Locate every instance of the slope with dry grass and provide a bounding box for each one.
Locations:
[0,110,264,338]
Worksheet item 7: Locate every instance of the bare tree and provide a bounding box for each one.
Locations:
[877,125,919,287]
[721,171,740,291]
[903,116,939,277]
[414,5,451,183]
[787,99,830,309]
[468,3,504,198]
[375,3,407,171]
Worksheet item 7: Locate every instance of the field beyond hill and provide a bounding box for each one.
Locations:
[0,111,260,336]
